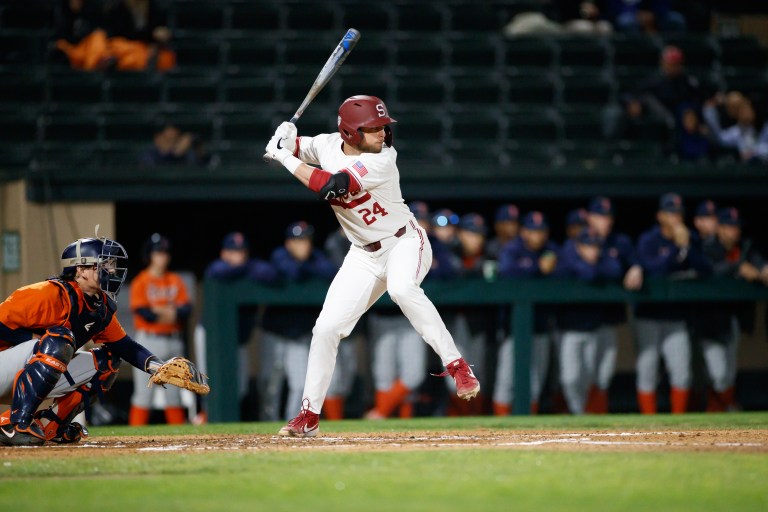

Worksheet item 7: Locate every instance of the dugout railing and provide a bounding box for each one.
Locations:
[203,277,768,423]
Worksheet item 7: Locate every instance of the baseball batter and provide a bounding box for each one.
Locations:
[264,95,480,437]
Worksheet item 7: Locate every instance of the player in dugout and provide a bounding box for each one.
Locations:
[264,95,480,436]
[0,234,204,446]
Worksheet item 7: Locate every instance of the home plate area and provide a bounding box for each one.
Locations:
[3,429,767,457]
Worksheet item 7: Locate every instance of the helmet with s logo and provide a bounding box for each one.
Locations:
[337,95,397,146]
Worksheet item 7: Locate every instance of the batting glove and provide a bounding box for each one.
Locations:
[274,122,297,153]
[265,135,303,174]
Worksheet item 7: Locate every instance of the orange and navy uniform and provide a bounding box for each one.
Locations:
[0,279,153,369]
[129,270,191,334]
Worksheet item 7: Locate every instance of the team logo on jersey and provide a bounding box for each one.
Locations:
[84,322,95,332]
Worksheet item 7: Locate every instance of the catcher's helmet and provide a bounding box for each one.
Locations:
[337,95,396,146]
[60,237,128,301]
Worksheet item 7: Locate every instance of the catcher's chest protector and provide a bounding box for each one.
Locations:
[48,279,117,349]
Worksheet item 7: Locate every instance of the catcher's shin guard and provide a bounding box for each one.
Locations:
[37,346,121,442]
[10,327,75,427]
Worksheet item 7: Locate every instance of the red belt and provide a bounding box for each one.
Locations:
[363,225,407,252]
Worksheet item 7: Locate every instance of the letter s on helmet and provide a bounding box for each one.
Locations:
[337,95,397,147]
[60,237,129,301]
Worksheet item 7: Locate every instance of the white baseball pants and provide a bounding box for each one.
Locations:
[368,313,427,391]
[492,334,551,406]
[594,325,618,390]
[130,331,184,408]
[635,319,691,392]
[701,315,740,392]
[300,226,462,414]
[559,330,599,414]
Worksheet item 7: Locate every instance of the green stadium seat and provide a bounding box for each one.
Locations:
[341,5,395,32]
[560,108,608,141]
[506,108,560,141]
[393,3,447,32]
[290,108,337,136]
[171,0,225,30]
[102,113,156,143]
[173,38,222,68]
[560,72,613,105]
[611,34,660,72]
[165,77,220,104]
[448,3,510,32]
[393,36,447,70]
[47,73,104,106]
[226,39,278,72]
[0,74,45,104]
[223,77,277,105]
[220,113,275,142]
[339,38,391,73]
[718,36,768,69]
[0,143,34,167]
[452,75,505,106]
[393,72,447,105]
[615,67,653,97]
[285,2,337,31]
[42,113,100,143]
[502,36,556,71]
[449,143,508,172]
[556,36,609,71]
[284,33,342,68]
[505,72,556,105]
[450,111,503,143]
[1,2,55,29]
[722,68,768,101]
[0,32,47,65]
[448,36,500,70]
[99,143,145,166]
[282,71,337,109]
[107,75,163,105]
[506,141,561,167]
[390,111,446,143]
[0,112,39,143]
[337,73,391,104]
[229,1,282,30]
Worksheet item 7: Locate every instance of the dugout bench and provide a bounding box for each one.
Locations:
[203,278,768,423]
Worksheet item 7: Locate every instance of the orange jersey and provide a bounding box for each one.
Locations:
[129,270,190,335]
[0,279,127,351]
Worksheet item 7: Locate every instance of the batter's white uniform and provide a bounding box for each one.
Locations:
[295,133,463,414]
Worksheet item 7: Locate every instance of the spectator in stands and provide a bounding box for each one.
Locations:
[677,107,711,162]
[55,0,175,71]
[140,124,206,166]
[702,96,768,164]
[486,204,520,262]
[565,208,588,243]
[262,222,340,420]
[431,208,462,258]
[634,192,711,414]
[696,207,768,412]
[607,0,686,33]
[555,1,613,34]
[693,199,718,243]
[129,234,192,426]
[204,232,278,413]
[584,196,642,413]
[494,212,558,415]
[554,227,623,414]
[622,46,701,141]
[54,0,103,45]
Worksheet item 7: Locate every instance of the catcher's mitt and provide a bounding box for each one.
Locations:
[148,357,210,395]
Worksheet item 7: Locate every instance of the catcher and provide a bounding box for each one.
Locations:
[0,234,208,447]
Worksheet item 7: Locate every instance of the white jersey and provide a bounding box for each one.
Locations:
[298,132,414,246]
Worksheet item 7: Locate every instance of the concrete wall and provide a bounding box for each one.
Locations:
[0,180,115,298]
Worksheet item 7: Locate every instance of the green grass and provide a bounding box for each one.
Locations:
[0,413,766,511]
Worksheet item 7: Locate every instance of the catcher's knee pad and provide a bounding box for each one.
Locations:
[10,326,76,425]
[91,345,122,393]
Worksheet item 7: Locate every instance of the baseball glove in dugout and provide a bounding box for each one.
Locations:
[148,357,210,395]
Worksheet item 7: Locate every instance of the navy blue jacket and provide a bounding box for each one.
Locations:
[636,225,711,320]
[601,231,637,324]
[263,247,337,338]
[498,237,559,334]
[554,240,623,331]
[204,258,279,283]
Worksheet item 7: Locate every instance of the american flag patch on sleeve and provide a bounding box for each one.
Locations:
[353,161,368,177]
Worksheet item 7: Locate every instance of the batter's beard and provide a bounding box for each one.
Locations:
[356,140,383,154]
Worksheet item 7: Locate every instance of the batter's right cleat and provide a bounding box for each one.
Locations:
[439,358,481,401]
[278,400,319,438]
[0,421,46,447]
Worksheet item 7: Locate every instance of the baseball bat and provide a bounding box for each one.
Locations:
[263,28,361,162]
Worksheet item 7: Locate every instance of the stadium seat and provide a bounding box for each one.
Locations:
[393,36,447,71]
[339,37,391,74]
[291,108,337,136]
[393,72,447,106]
[229,1,282,30]
[452,75,505,107]
[614,67,652,98]
[448,142,508,172]
[281,71,338,109]
[226,38,278,73]
[220,113,275,143]
[0,1,55,29]
[173,38,222,69]
[285,2,337,31]
[611,34,660,72]
[502,36,556,72]
[283,33,341,69]
[47,73,104,107]
[506,108,560,142]
[42,113,100,143]
[718,36,768,69]
[0,143,34,168]
[223,77,277,106]
[0,112,39,143]
[393,3,447,32]
[106,75,163,105]
[102,112,157,143]
[448,36,500,71]
[556,36,609,71]
[0,32,47,66]
[0,74,45,104]
[722,68,768,102]
[448,3,510,32]
[165,77,220,105]
[390,111,446,143]
[560,72,614,105]
[341,4,395,32]
[560,108,608,141]
[505,72,556,105]
[170,0,225,30]
[450,111,503,144]
[338,73,392,104]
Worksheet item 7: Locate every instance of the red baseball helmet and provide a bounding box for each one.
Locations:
[337,95,397,146]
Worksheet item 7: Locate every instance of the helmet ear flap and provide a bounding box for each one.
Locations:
[384,125,393,147]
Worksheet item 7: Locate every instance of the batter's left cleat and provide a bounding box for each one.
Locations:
[0,421,46,447]
[279,400,319,438]
[438,358,480,401]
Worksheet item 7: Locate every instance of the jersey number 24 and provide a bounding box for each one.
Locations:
[359,202,388,225]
